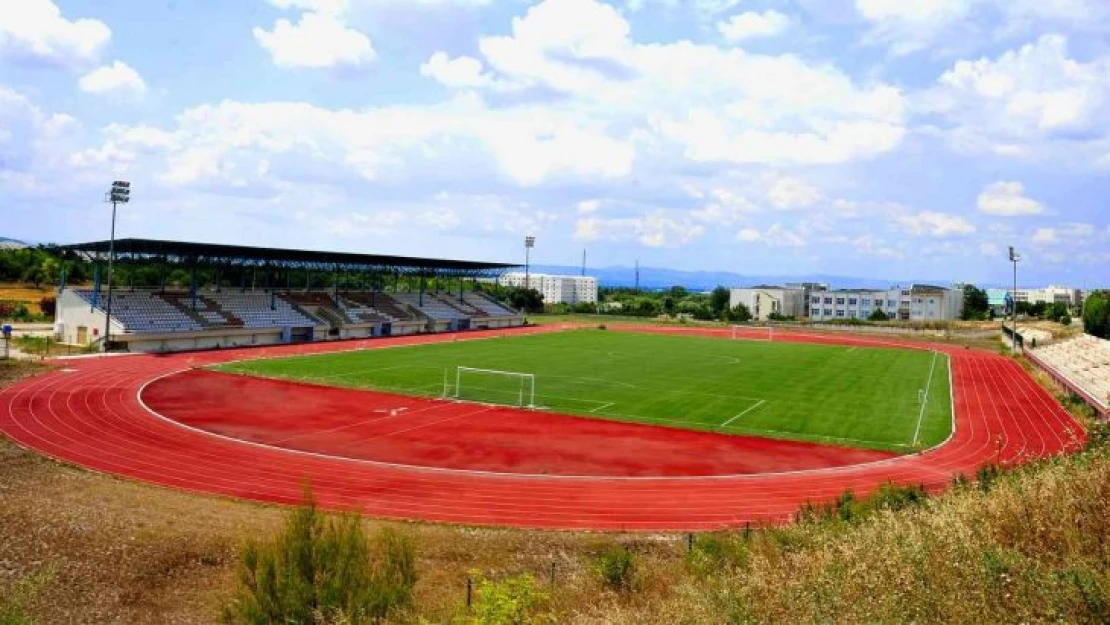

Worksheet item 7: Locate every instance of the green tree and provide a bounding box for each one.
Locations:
[710,286,731,316]
[661,296,676,316]
[961,285,990,320]
[1082,291,1109,339]
[727,303,752,322]
[507,288,544,314]
[869,309,890,321]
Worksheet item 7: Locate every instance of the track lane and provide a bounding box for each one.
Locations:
[0,325,1086,530]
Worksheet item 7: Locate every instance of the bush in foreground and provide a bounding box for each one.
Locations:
[223,489,416,624]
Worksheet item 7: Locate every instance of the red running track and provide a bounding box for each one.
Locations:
[0,325,1088,531]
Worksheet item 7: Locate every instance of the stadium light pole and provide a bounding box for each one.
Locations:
[524,235,535,291]
[1009,246,1020,353]
[103,181,130,350]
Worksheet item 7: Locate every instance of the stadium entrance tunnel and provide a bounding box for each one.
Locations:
[141,368,899,478]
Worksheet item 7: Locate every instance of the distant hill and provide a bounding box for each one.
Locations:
[0,237,28,249]
[527,264,956,291]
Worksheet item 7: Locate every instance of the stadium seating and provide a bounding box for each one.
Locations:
[76,290,205,333]
[1032,334,1110,409]
[73,288,519,335]
[389,292,468,321]
[207,292,321,328]
[337,292,394,323]
[463,292,518,317]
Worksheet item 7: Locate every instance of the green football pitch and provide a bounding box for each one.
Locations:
[216,330,953,452]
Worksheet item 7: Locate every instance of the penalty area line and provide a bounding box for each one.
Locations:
[720,399,766,427]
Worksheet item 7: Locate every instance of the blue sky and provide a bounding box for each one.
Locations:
[1,0,1107,287]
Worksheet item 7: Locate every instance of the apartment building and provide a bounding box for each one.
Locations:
[497,273,598,305]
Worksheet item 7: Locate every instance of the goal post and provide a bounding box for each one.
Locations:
[444,366,536,408]
[730,325,773,341]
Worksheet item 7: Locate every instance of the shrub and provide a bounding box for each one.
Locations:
[38,296,55,317]
[1061,314,1072,326]
[595,545,636,592]
[223,488,416,624]
[463,572,548,625]
[597,324,607,330]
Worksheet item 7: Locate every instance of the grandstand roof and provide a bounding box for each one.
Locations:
[61,238,518,274]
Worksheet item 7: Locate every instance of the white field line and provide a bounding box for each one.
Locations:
[912,350,939,447]
[589,401,614,413]
[720,399,766,427]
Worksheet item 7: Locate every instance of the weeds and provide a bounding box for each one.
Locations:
[0,566,55,625]
[460,572,549,625]
[222,487,416,624]
[594,546,636,592]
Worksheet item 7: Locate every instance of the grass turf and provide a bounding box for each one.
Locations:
[215,329,952,452]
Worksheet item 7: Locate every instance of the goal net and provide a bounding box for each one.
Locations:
[730,325,774,341]
[444,366,536,408]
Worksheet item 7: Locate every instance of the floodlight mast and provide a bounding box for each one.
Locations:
[524,235,536,291]
[1009,246,1020,353]
[103,181,131,350]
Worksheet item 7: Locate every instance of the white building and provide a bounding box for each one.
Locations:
[1014,285,1083,308]
[729,286,806,320]
[497,273,598,305]
[808,284,964,322]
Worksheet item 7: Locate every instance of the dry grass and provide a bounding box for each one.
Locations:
[0,284,53,315]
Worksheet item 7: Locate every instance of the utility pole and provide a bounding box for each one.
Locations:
[103,181,130,350]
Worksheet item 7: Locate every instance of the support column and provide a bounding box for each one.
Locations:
[190,266,198,310]
[91,265,101,311]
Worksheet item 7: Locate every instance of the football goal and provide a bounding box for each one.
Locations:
[730,325,774,341]
[443,366,536,408]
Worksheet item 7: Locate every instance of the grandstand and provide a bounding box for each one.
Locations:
[53,238,523,352]
[1028,334,1110,416]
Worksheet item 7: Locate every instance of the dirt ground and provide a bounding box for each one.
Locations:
[0,284,54,315]
[0,363,685,624]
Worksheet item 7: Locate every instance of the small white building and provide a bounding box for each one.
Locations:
[729,286,806,320]
[497,273,598,305]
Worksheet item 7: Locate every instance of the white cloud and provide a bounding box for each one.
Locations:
[77,61,146,95]
[765,175,821,210]
[855,0,974,56]
[576,199,601,214]
[895,210,976,237]
[253,12,375,69]
[1032,227,1058,245]
[429,0,909,166]
[575,212,704,248]
[691,188,755,225]
[718,10,791,42]
[976,181,1044,216]
[979,242,1001,257]
[267,0,351,15]
[72,94,634,190]
[734,223,805,247]
[421,52,489,88]
[0,0,111,67]
[925,35,1110,159]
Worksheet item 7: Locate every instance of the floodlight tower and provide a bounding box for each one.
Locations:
[524,235,535,290]
[1009,246,1021,353]
[103,181,130,349]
